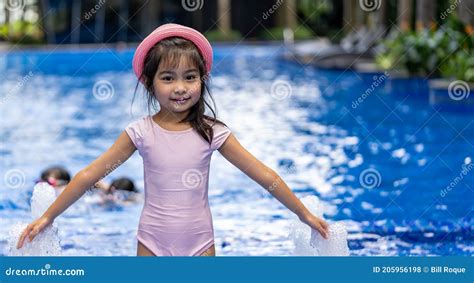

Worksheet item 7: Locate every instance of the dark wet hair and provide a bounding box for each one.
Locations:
[133,36,225,145]
[40,166,71,184]
[110,177,137,193]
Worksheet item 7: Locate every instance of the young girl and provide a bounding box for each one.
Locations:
[17,23,329,256]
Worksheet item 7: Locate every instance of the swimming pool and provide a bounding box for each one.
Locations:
[0,45,472,256]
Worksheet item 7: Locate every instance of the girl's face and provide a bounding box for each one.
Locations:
[152,56,202,114]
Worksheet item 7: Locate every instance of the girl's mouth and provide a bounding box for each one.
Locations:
[171,97,191,105]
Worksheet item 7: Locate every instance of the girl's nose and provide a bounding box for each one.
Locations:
[174,81,187,94]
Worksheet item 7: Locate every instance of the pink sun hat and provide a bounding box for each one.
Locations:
[132,23,213,83]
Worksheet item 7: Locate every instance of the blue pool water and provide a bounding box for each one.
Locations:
[0,45,472,256]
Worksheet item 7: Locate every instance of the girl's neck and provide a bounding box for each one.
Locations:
[154,110,190,125]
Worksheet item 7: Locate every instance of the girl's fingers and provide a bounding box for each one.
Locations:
[313,223,323,238]
[17,225,32,249]
[322,220,329,230]
[28,227,40,242]
[318,223,329,239]
[306,215,330,239]
[20,226,31,246]
[320,228,328,239]
[319,219,329,237]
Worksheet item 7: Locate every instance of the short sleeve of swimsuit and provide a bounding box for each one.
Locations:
[211,123,231,151]
[125,117,148,153]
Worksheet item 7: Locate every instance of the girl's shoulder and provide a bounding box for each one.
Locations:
[203,116,232,150]
[125,116,153,149]
[127,115,153,129]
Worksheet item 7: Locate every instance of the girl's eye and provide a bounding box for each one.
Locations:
[186,75,198,81]
[161,76,173,81]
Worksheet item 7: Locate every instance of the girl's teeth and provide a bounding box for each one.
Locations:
[174,98,188,104]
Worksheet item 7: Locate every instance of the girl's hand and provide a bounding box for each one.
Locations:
[300,213,329,239]
[16,216,53,249]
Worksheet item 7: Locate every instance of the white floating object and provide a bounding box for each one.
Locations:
[289,195,349,256]
[310,222,349,256]
[31,182,57,219]
[8,182,62,256]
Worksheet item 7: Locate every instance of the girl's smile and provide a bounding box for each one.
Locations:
[171,95,191,105]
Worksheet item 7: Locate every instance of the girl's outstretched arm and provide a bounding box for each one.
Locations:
[17,131,137,248]
[218,134,329,239]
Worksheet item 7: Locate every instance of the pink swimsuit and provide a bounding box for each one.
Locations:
[125,116,231,256]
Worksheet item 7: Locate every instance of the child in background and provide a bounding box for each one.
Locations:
[38,166,71,196]
[95,177,141,204]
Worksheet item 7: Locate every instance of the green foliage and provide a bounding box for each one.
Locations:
[0,20,44,44]
[297,0,333,35]
[439,50,474,82]
[376,16,474,81]
[258,25,314,41]
[204,29,242,42]
[298,0,332,18]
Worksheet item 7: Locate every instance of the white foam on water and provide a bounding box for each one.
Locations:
[7,183,62,256]
[30,182,57,219]
[289,195,349,256]
[310,222,349,256]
